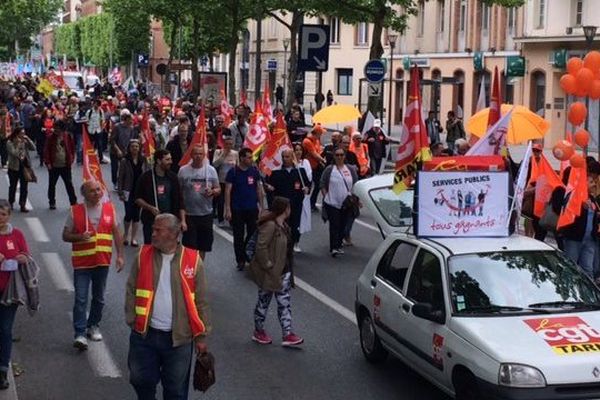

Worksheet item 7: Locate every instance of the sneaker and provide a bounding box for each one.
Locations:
[282,333,304,347]
[73,335,88,351]
[217,220,228,228]
[252,330,273,345]
[330,249,340,257]
[86,326,103,341]
[20,206,29,213]
[293,244,302,253]
[342,238,353,247]
[337,248,345,255]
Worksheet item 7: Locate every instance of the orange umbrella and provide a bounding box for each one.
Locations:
[466,104,550,144]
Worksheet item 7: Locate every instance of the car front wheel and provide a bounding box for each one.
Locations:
[359,311,388,363]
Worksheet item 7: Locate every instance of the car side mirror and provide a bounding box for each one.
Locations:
[412,302,445,324]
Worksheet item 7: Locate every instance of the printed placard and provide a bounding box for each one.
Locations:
[524,317,600,356]
[417,171,509,237]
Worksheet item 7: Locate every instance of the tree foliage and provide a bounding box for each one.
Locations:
[54,22,81,60]
[104,0,151,66]
[0,0,62,58]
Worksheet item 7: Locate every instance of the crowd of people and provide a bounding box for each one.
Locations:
[0,75,396,397]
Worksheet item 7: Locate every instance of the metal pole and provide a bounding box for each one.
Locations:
[283,44,288,105]
[387,42,395,138]
[178,25,182,96]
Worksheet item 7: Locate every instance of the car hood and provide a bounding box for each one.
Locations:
[450,312,600,384]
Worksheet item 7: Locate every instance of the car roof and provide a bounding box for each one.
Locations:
[421,234,555,255]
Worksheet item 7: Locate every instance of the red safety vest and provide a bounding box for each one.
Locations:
[71,202,115,269]
[350,142,370,176]
[133,245,206,337]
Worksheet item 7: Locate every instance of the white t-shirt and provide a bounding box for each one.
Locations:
[150,252,175,331]
[324,166,353,209]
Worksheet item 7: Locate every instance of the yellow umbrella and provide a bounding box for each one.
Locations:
[312,104,362,125]
[467,104,550,144]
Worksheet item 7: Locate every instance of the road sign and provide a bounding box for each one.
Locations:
[368,82,381,97]
[364,59,386,83]
[156,63,167,76]
[137,54,149,67]
[266,59,278,71]
[297,24,330,72]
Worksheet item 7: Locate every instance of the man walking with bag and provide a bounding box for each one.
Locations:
[126,213,211,399]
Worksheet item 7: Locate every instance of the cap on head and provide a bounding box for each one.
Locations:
[373,119,381,128]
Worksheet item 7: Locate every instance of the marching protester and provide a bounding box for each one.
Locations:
[109,109,138,188]
[265,149,310,253]
[363,119,389,175]
[349,132,370,178]
[86,99,105,162]
[212,134,238,226]
[62,181,124,351]
[166,118,191,173]
[340,135,359,168]
[125,213,211,399]
[228,106,248,150]
[224,147,265,271]
[118,139,148,247]
[322,131,342,165]
[7,126,36,212]
[0,199,31,389]
[302,125,326,211]
[320,149,359,257]
[43,119,78,209]
[0,104,12,169]
[179,145,220,260]
[249,196,303,346]
[135,149,184,244]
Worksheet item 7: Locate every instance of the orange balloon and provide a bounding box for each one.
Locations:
[575,87,588,97]
[574,129,590,148]
[567,57,584,76]
[590,80,600,100]
[553,140,575,161]
[568,102,588,126]
[576,67,595,93]
[560,74,578,95]
[570,153,585,168]
[584,51,600,72]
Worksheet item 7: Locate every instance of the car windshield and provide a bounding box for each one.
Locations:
[368,187,413,227]
[448,251,600,316]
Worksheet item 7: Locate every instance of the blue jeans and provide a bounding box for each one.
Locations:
[564,238,597,278]
[0,304,17,371]
[128,329,193,400]
[73,266,109,337]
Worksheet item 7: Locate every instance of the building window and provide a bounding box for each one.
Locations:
[573,0,583,26]
[417,0,425,37]
[355,23,369,46]
[530,71,546,116]
[437,0,445,32]
[329,17,340,44]
[507,7,516,33]
[482,3,490,31]
[269,18,278,38]
[337,68,353,95]
[536,0,546,29]
[459,0,467,32]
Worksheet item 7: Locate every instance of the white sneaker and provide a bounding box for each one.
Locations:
[293,244,302,253]
[86,326,103,342]
[73,335,88,350]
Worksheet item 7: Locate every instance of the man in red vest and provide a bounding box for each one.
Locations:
[125,213,211,399]
[62,180,124,351]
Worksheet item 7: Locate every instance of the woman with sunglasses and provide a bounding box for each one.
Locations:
[0,199,30,389]
[320,149,358,257]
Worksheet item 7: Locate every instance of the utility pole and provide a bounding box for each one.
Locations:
[254,11,262,102]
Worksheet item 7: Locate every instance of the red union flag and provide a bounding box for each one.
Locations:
[179,105,207,167]
[46,71,66,89]
[244,101,269,158]
[259,113,291,175]
[393,66,431,193]
[262,80,273,125]
[140,112,155,162]
[487,66,502,129]
[82,125,109,201]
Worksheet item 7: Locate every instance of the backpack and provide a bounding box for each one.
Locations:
[245,230,259,261]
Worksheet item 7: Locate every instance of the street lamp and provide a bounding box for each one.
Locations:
[282,38,290,106]
[387,32,398,139]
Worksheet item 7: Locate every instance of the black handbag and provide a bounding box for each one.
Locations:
[193,351,215,392]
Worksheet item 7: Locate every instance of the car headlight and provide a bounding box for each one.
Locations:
[499,364,546,388]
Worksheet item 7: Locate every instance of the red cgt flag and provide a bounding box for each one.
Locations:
[259,113,291,175]
[393,65,431,193]
[557,163,588,230]
[82,124,109,201]
[140,112,155,162]
[179,105,207,167]
[244,101,269,159]
[262,80,273,125]
[487,66,502,128]
[533,153,563,218]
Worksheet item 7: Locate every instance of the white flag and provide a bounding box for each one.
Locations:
[513,141,533,216]
[476,76,486,112]
[466,107,514,156]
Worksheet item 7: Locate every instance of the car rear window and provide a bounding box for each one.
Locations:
[369,187,413,227]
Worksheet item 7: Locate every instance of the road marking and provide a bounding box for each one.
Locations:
[213,225,357,326]
[41,252,74,292]
[24,217,50,242]
[68,312,122,378]
[3,175,33,210]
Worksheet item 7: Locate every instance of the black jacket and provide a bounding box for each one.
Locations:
[266,167,310,206]
[134,168,183,224]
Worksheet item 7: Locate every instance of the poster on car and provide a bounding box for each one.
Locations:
[417,171,510,237]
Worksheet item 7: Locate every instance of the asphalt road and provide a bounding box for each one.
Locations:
[0,161,451,400]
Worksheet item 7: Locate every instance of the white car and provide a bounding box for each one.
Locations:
[353,173,600,400]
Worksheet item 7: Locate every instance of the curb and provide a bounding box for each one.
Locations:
[0,364,19,400]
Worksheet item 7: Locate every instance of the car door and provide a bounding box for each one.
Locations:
[371,239,418,354]
[397,246,451,388]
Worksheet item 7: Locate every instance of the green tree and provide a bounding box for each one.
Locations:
[0,0,62,58]
[103,0,151,67]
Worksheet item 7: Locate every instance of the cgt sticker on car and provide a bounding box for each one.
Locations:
[524,317,600,355]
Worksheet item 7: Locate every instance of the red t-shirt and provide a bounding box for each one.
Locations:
[0,228,29,292]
